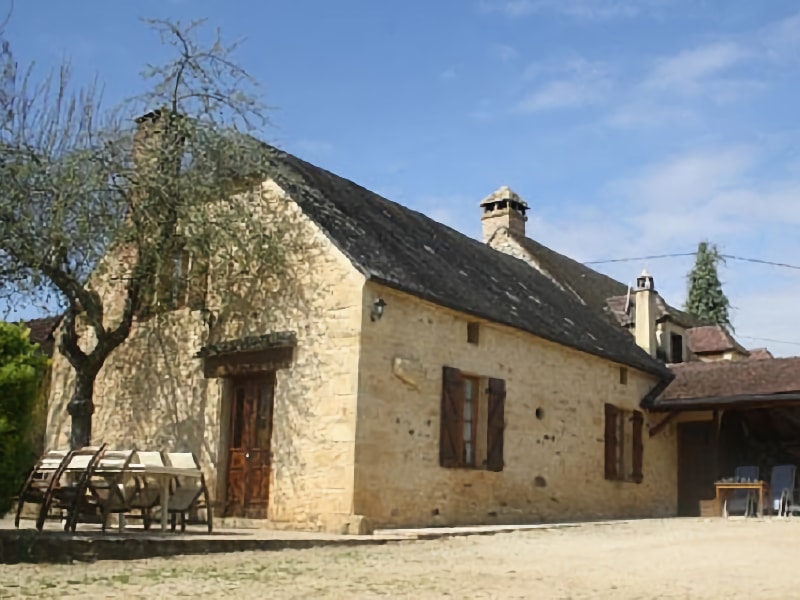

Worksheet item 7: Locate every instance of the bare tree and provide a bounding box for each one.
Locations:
[0,18,286,448]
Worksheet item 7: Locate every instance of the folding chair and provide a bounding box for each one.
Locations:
[45,444,107,532]
[82,450,136,531]
[127,451,167,530]
[770,464,796,517]
[14,449,71,530]
[723,465,760,517]
[164,452,213,533]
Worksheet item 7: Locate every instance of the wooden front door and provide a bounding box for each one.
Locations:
[225,373,275,518]
[677,421,715,516]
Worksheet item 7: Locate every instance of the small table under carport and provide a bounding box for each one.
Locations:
[714,480,770,518]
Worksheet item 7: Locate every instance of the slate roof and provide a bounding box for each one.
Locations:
[511,236,700,329]
[654,357,800,409]
[686,325,749,356]
[259,146,671,380]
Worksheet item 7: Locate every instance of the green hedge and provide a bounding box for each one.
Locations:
[0,322,50,517]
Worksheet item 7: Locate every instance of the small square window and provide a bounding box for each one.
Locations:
[467,322,480,345]
[619,367,628,385]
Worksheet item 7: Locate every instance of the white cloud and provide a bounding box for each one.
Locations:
[759,11,800,64]
[489,43,519,63]
[479,0,667,20]
[643,42,748,92]
[605,101,699,129]
[515,80,604,112]
[515,58,612,112]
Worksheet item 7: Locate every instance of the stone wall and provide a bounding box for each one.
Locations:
[46,180,365,531]
[352,282,678,529]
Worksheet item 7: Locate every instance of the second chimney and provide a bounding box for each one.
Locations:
[634,269,658,357]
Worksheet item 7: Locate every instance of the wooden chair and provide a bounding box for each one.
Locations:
[127,451,167,530]
[164,452,213,533]
[82,449,137,531]
[45,444,107,532]
[14,449,71,530]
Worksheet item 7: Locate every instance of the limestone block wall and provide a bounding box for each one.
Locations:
[352,282,678,529]
[46,180,364,529]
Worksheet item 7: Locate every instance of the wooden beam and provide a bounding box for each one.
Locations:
[712,410,722,481]
[649,412,677,438]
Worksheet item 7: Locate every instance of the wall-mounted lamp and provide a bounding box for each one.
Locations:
[370,298,387,322]
[200,306,217,330]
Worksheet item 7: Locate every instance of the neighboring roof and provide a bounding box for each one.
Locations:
[606,293,698,329]
[652,357,800,410]
[260,146,672,379]
[511,235,701,329]
[748,348,774,360]
[23,316,62,356]
[686,325,749,356]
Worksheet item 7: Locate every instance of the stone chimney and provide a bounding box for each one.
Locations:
[634,269,658,357]
[480,186,529,243]
[134,109,165,174]
[133,108,186,182]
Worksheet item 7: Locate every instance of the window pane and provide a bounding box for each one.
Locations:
[464,379,474,400]
[463,421,473,442]
[464,398,473,420]
[465,441,473,465]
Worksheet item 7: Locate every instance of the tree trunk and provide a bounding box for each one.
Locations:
[66,372,97,449]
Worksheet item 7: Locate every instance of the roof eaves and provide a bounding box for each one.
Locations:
[650,392,800,412]
[372,276,671,381]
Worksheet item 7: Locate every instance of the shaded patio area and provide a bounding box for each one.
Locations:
[649,357,800,516]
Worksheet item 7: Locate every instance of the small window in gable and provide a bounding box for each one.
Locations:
[467,322,480,345]
[619,367,628,385]
[670,333,684,363]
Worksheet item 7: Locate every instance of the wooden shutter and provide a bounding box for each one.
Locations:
[486,378,506,472]
[604,403,619,481]
[440,366,464,468]
[632,410,644,484]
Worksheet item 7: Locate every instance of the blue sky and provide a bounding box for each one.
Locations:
[5,0,800,355]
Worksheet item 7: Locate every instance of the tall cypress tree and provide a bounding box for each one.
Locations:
[685,241,734,331]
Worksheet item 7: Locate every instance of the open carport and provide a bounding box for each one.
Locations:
[649,357,800,516]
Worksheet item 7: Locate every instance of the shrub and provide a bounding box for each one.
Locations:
[0,322,50,517]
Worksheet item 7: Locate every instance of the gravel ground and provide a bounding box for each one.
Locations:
[2,518,798,599]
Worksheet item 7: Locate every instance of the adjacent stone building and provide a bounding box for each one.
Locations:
[46,115,680,532]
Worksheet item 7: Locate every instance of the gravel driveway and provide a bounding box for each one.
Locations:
[2,518,797,598]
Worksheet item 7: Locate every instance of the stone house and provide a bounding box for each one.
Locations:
[46,116,680,533]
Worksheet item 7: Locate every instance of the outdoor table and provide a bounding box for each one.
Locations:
[714,480,770,518]
[124,463,203,532]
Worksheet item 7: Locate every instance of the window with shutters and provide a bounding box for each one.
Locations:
[604,404,644,483]
[440,366,505,471]
[138,245,209,317]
